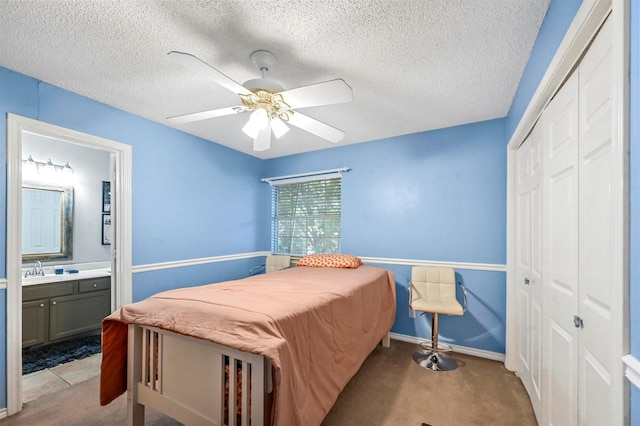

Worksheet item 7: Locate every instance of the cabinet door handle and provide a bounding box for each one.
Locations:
[524,278,530,285]
[51,301,57,305]
[39,303,44,308]
[93,283,98,288]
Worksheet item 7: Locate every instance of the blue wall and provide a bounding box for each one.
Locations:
[506,0,583,139]
[0,66,266,408]
[264,119,509,353]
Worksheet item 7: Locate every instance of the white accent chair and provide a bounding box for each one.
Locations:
[250,254,291,275]
[409,265,467,371]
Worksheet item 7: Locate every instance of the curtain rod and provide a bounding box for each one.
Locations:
[261,167,351,184]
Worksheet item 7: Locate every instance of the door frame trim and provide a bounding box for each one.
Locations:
[6,114,133,415]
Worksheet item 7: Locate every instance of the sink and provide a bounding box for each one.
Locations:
[22,269,111,286]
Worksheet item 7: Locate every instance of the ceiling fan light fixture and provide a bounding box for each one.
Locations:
[167,50,353,152]
[270,116,289,139]
[242,108,269,139]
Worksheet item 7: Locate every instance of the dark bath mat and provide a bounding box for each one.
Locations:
[22,334,101,375]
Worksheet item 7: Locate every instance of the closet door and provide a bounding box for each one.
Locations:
[543,70,580,426]
[576,18,620,425]
[514,121,543,420]
[541,16,619,425]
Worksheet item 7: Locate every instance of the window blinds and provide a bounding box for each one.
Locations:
[271,177,341,255]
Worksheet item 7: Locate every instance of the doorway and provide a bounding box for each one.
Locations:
[6,114,132,415]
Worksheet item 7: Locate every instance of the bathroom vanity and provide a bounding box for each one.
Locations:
[22,275,110,348]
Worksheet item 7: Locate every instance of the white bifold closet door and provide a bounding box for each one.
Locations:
[515,119,543,421]
[543,61,581,426]
[541,16,622,426]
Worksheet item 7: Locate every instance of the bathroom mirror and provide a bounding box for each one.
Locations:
[22,180,74,263]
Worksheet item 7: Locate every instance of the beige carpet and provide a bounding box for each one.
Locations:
[1,340,535,426]
[323,340,536,425]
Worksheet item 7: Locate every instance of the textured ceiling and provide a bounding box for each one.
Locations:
[0,0,550,159]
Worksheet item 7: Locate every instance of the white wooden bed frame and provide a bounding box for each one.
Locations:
[126,324,391,426]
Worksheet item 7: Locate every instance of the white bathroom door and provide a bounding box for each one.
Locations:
[543,70,580,426]
[515,120,543,420]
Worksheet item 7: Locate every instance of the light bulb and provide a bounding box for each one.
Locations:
[61,162,73,183]
[23,155,38,180]
[42,159,56,180]
[270,117,289,139]
[242,109,269,139]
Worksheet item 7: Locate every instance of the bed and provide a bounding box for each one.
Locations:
[99,258,397,426]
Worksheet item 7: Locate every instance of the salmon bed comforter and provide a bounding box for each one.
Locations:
[100,265,396,425]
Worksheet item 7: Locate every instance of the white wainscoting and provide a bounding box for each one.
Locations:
[131,251,270,273]
[132,252,506,274]
[360,256,506,272]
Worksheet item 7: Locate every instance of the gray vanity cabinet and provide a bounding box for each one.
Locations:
[22,299,48,347]
[22,277,111,348]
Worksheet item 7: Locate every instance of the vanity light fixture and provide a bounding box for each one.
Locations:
[41,159,57,180]
[23,155,38,180]
[22,155,74,183]
[61,162,74,183]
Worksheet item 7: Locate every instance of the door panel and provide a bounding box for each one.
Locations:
[549,320,578,426]
[577,17,620,424]
[531,298,542,401]
[516,138,533,386]
[543,70,579,426]
[514,121,543,419]
[582,349,611,426]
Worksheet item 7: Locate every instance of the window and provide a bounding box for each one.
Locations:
[271,177,341,256]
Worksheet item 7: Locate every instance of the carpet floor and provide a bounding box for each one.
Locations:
[3,340,536,425]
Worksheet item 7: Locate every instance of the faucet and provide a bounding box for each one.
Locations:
[25,261,45,278]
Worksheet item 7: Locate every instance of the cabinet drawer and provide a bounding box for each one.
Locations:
[79,277,111,293]
[23,281,76,301]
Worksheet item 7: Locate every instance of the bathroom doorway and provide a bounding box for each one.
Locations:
[6,114,132,415]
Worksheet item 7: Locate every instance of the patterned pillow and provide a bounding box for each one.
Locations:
[297,254,363,268]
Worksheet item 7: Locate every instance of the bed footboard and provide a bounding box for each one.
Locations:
[127,324,271,426]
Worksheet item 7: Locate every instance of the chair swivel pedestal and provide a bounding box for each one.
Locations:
[412,311,458,371]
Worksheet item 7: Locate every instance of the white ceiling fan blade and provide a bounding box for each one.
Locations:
[167,51,253,97]
[167,106,243,124]
[287,112,345,143]
[253,126,272,151]
[279,79,352,109]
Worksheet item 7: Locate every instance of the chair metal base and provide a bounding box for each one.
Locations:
[412,349,459,371]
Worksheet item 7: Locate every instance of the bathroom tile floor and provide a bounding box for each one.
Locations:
[22,353,101,403]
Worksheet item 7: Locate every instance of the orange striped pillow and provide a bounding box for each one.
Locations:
[297,254,363,268]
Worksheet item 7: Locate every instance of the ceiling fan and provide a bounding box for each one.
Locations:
[167,50,353,151]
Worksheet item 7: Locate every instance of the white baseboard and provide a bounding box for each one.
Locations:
[390,332,505,362]
[0,407,7,419]
[622,354,640,388]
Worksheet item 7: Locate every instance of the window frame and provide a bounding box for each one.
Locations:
[270,176,342,256]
